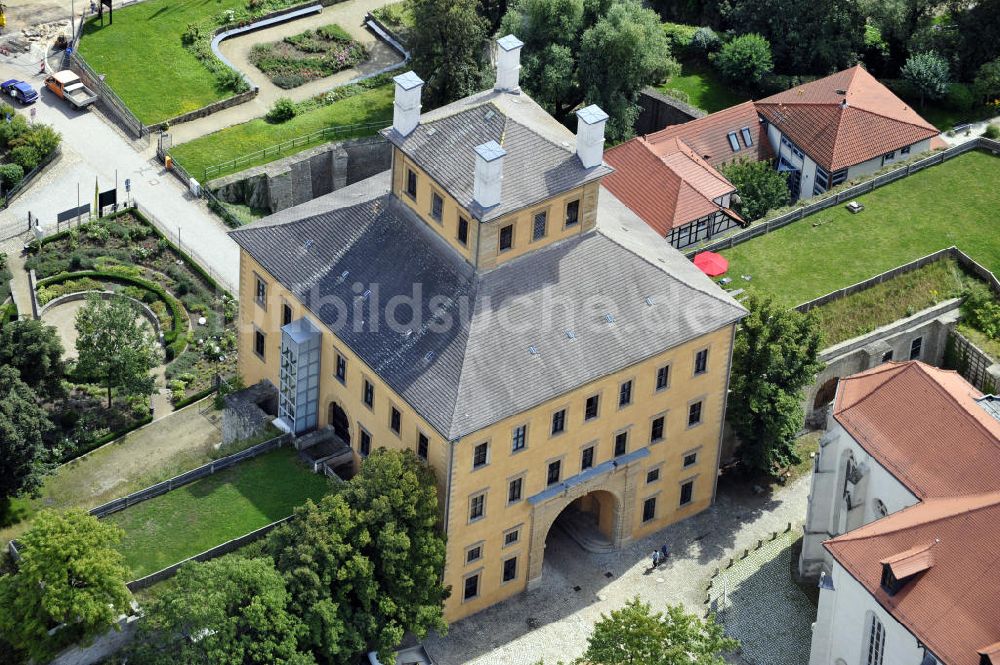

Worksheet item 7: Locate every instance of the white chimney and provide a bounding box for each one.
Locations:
[473,141,506,209]
[392,71,424,137]
[576,105,608,169]
[495,34,524,93]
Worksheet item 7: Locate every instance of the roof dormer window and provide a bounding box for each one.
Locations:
[879,542,935,596]
[727,132,740,152]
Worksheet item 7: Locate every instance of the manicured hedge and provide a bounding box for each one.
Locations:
[37,270,189,359]
[172,384,218,410]
[61,414,155,463]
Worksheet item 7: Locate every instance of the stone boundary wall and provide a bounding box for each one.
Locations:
[209,135,391,213]
[88,433,291,519]
[685,138,1000,258]
[635,86,706,136]
[147,89,259,133]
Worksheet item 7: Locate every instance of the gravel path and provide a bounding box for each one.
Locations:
[424,475,811,665]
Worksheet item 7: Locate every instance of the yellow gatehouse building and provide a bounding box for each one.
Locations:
[231,35,746,621]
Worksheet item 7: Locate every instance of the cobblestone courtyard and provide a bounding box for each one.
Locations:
[424,475,811,665]
[708,530,817,665]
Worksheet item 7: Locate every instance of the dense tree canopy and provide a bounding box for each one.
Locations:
[721,159,790,221]
[718,0,864,75]
[728,293,824,475]
[0,319,65,398]
[409,0,489,107]
[0,365,52,501]
[74,294,157,409]
[501,0,674,140]
[131,557,316,665]
[268,449,447,664]
[0,510,131,662]
[582,598,738,665]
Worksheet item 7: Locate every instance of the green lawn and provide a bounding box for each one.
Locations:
[659,59,749,113]
[107,447,329,579]
[170,83,394,181]
[721,150,1000,307]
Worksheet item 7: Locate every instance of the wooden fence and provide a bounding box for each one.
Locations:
[947,332,999,393]
[685,137,1000,257]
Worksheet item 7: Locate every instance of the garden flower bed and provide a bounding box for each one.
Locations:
[249,23,368,89]
[26,210,237,405]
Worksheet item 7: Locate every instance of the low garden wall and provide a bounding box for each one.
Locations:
[685,137,1000,258]
[39,290,165,346]
[147,89,259,133]
[635,86,705,135]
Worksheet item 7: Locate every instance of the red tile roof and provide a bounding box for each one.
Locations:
[833,361,1000,499]
[603,136,735,236]
[826,492,1000,665]
[756,65,938,171]
[645,101,771,169]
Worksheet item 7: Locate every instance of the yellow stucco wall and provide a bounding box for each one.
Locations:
[391,148,599,270]
[238,240,735,624]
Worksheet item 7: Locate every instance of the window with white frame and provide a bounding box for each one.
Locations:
[727,132,740,152]
[863,612,885,665]
[740,127,753,147]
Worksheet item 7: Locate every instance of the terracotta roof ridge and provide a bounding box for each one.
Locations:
[841,104,937,134]
[828,491,1000,543]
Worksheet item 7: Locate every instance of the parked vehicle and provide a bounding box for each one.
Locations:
[0,79,39,104]
[44,70,98,109]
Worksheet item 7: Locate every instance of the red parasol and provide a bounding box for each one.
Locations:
[693,251,729,276]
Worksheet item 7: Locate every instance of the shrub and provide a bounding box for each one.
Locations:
[216,67,249,93]
[962,282,1000,339]
[713,33,773,86]
[690,26,720,53]
[984,123,1000,140]
[662,22,698,58]
[660,87,691,104]
[0,163,23,189]
[945,82,975,111]
[265,97,297,123]
[10,144,40,171]
[181,23,200,46]
[974,57,1000,103]
[722,158,790,221]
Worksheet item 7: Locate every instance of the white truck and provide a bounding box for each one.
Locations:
[45,70,98,109]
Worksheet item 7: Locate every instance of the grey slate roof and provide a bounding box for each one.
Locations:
[382,90,613,222]
[231,172,746,441]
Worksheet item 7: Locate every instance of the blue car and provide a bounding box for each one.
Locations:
[0,79,39,104]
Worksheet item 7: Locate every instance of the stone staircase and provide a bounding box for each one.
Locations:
[552,507,616,554]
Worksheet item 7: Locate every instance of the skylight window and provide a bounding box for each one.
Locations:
[740,127,753,147]
[727,132,740,152]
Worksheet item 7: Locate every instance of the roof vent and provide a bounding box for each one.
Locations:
[426,127,437,137]
[528,345,539,355]
[835,88,847,95]
[336,270,350,284]
[645,297,654,306]
[604,313,615,324]
[402,329,413,339]
[423,351,435,363]
[360,289,371,301]
[565,330,576,339]
[303,239,314,250]
[840,98,849,109]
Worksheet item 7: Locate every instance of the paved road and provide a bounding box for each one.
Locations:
[0,50,240,293]
[424,475,812,665]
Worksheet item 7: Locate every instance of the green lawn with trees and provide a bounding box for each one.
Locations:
[106,447,329,578]
[658,59,748,112]
[169,83,394,181]
[721,151,1000,307]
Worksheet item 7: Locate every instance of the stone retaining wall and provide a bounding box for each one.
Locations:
[209,136,391,213]
[635,87,705,135]
[148,89,259,133]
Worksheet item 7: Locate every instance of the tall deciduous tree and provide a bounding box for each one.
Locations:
[974,57,1000,104]
[901,51,950,107]
[0,365,52,502]
[268,449,447,664]
[130,557,316,665]
[721,159,790,221]
[712,33,773,87]
[0,510,131,662]
[578,0,675,141]
[74,294,157,409]
[728,293,823,475]
[409,0,489,107]
[0,319,65,398]
[583,598,738,665]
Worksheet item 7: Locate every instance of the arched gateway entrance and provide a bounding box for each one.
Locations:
[327,402,351,444]
[525,454,645,586]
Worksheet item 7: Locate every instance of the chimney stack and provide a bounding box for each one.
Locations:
[495,34,524,93]
[392,71,424,137]
[575,105,609,169]
[473,140,506,209]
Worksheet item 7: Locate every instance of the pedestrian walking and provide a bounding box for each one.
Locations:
[38,59,45,74]
[660,544,670,560]
[650,550,660,569]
